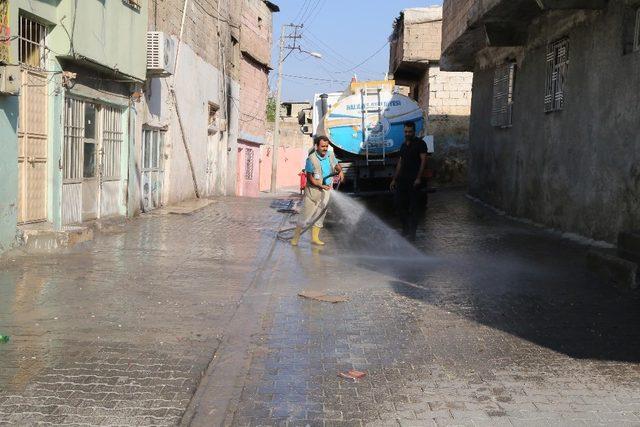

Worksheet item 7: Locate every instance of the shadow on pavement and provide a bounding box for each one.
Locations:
[330,189,640,363]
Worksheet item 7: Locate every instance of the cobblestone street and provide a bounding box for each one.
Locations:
[2,190,640,426]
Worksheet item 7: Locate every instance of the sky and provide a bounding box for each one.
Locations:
[270,0,443,102]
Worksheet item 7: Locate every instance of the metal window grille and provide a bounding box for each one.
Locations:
[491,62,516,128]
[634,8,640,52]
[245,149,254,181]
[18,15,47,69]
[102,106,123,181]
[142,128,164,171]
[63,98,85,182]
[544,38,569,113]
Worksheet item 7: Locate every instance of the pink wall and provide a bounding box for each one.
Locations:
[237,141,261,197]
[260,145,308,192]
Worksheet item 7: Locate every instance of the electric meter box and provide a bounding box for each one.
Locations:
[0,66,21,95]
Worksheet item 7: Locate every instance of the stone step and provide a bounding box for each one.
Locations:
[586,249,638,290]
[19,225,93,253]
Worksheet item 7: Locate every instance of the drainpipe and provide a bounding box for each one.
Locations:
[169,0,201,198]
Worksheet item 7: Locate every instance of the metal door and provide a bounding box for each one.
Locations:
[17,69,48,224]
[141,128,164,212]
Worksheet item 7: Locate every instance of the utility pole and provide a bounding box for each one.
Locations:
[271,25,286,194]
[271,24,317,193]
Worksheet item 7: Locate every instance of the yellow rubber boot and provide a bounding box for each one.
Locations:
[290,227,302,246]
[311,226,325,246]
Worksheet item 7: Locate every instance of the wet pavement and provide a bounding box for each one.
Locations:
[2,190,640,426]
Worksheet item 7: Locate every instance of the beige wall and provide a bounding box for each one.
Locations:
[148,0,242,80]
[240,0,274,67]
[390,7,442,75]
[427,67,473,118]
[239,57,269,141]
[259,122,312,191]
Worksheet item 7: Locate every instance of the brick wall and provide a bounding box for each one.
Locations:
[390,7,442,73]
[240,0,273,67]
[403,20,442,63]
[239,57,268,139]
[442,0,475,52]
[442,0,502,53]
[148,0,241,77]
[428,67,473,117]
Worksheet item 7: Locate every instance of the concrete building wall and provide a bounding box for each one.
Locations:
[0,0,143,240]
[51,0,148,80]
[0,95,18,253]
[390,7,441,76]
[131,0,242,214]
[390,6,473,186]
[240,0,273,67]
[147,0,241,80]
[441,0,477,51]
[259,121,310,192]
[239,57,268,143]
[136,39,237,209]
[421,67,473,185]
[238,0,275,195]
[468,1,640,242]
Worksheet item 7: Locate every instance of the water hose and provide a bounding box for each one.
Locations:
[277,172,341,242]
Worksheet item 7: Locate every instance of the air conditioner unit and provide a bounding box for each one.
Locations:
[146,32,176,76]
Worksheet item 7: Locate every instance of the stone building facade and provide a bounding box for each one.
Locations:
[389,6,473,186]
[237,0,278,197]
[441,0,638,243]
[133,0,244,213]
[0,0,147,251]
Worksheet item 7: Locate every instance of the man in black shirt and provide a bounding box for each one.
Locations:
[390,122,428,241]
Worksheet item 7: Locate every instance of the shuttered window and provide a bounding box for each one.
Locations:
[544,38,569,113]
[102,106,123,181]
[491,62,516,128]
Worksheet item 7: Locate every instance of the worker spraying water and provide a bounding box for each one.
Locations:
[291,135,344,246]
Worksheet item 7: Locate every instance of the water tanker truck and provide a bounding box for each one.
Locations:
[300,79,430,193]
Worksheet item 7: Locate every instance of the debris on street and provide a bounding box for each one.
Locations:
[298,291,349,304]
[338,370,367,381]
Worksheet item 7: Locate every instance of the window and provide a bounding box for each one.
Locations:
[245,149,255,180]
[102,106,124,181]
[544,38,569,113]
[63,99,123,181]
[491,62,516,128]
[63,98,84,182]
[83,103,97,179]
[83,142,96,178]
[18,15,47,69]
[258,16,263,29]
[142,128,164,171]
[125,0,141,8]
[208,103,219,126]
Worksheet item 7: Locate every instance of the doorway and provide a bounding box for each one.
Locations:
[141,128,165,212]
[62,98,124,224]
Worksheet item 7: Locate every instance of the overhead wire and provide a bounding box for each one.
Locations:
[292,0,312,24]
[301,34,380,78]
[301,0,324,26]
[192,0,240,28]
[296,0,316,25]
[335,40,389,74]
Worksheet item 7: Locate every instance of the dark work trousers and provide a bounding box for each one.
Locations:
[395,182,426,240]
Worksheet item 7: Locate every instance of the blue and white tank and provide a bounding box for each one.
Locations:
[322,84,424,156]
